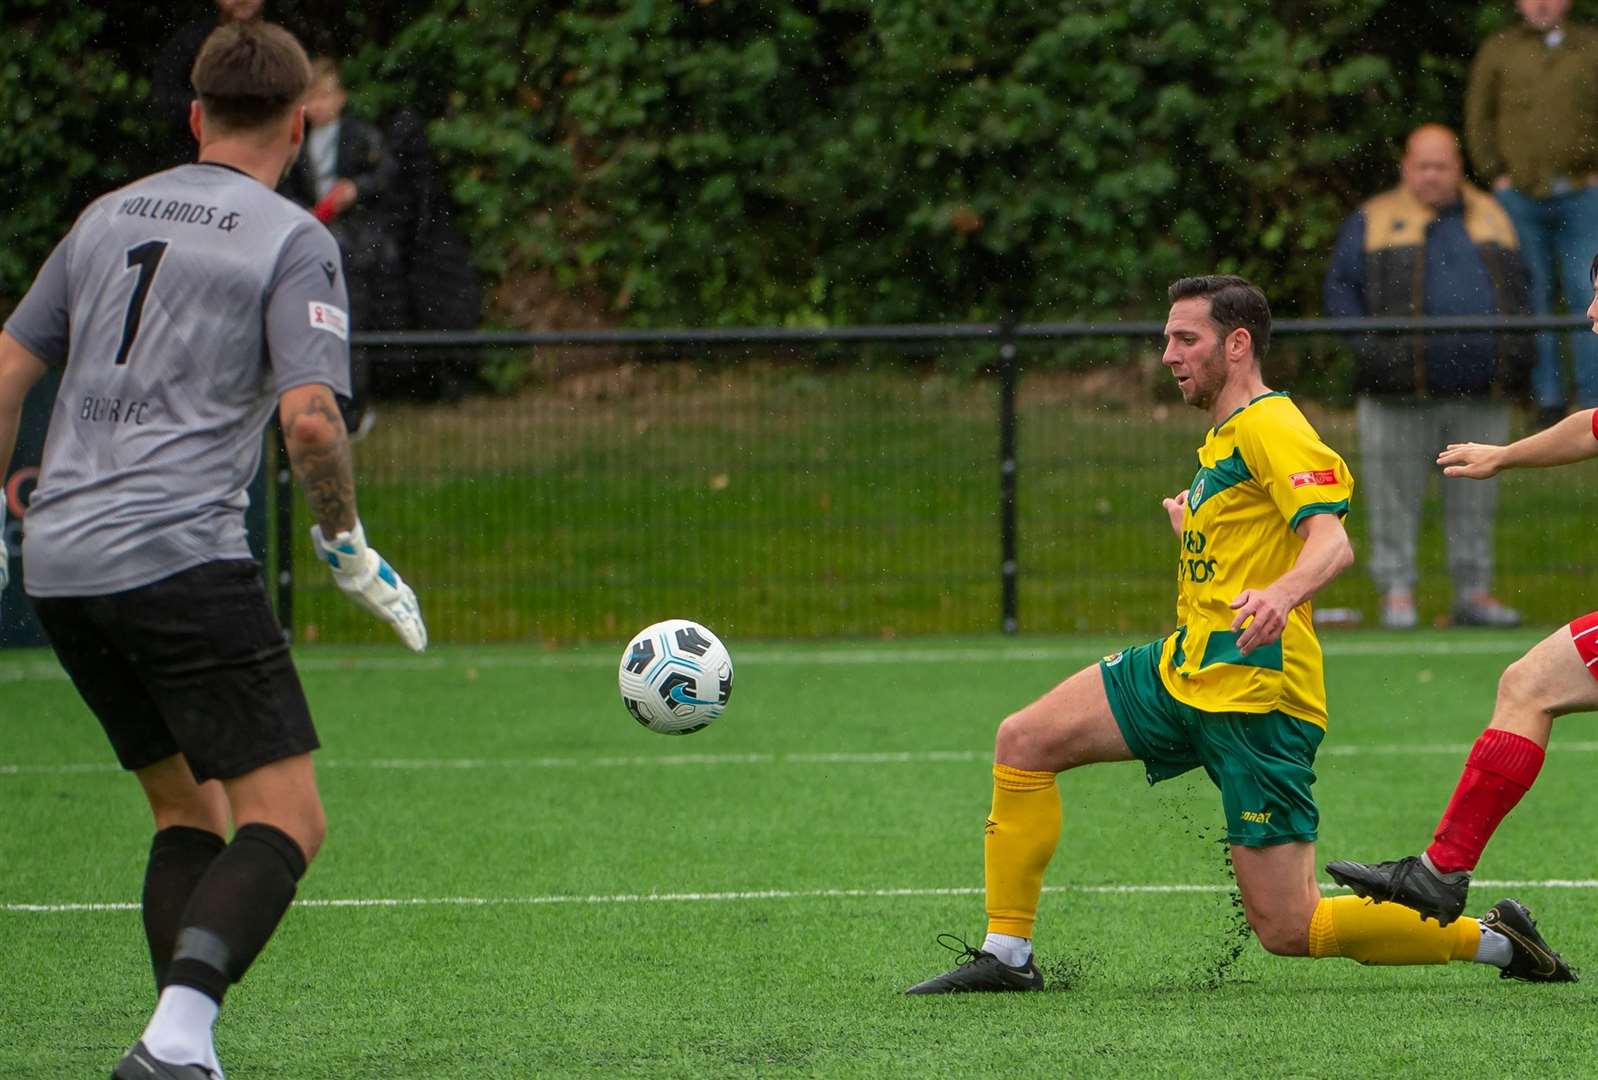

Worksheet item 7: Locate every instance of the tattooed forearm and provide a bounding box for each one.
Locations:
[284,391,358,536]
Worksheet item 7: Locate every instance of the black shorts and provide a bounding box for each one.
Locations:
[30,560,318,783]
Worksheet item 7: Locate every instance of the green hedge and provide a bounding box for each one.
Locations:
[1,2,1584,325]
[0,4,143,304]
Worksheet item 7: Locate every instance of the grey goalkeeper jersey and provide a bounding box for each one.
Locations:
[4,162,351,597]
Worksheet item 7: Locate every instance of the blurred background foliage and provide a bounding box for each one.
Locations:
[1,1,1583,327]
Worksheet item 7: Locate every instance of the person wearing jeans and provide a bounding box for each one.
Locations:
[1467,0,1598,425]
[1492,186,1598,420]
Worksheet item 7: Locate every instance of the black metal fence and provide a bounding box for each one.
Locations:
[271,314,1598,644]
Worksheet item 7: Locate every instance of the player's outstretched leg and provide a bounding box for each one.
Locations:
[1483,899,1579,982]
[1234,840,1574,982]
[1306,892,1584,981]
[1326,622,1598,925]
[904,664,1132,995]
[904,760,1057,995]
[903,933,1044,994]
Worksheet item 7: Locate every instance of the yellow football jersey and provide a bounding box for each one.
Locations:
[1157,392,1354,728]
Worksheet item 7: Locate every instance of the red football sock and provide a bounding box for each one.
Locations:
[1426,728,1545,874]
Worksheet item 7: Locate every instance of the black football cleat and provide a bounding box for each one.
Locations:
[111,1041,220,1080]
[1483,899,1578,983]
[904,934,1044,994]
[1325,855,1470,926]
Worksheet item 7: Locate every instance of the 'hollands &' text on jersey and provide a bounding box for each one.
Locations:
[3,163,352,596]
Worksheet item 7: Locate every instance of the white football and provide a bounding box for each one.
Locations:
[618,619,734,735]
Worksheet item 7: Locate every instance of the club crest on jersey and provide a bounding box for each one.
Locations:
[308,301,348,341]
[1189,475,1206,510]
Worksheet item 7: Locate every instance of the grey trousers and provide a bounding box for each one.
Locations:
[1355,396,1511,597]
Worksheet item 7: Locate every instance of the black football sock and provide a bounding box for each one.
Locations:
[165,822,308,1004]
[142,825,227,991]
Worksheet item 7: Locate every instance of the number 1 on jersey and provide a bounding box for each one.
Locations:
[115,239,169,366]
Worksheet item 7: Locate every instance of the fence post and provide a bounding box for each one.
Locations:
[273,423,294,638]
[997,318,1019,635]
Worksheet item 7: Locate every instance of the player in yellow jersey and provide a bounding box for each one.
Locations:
[905,274,1573,993]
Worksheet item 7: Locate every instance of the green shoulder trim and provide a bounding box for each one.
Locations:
[1189,447,1252,513]
[1288,498,1350,532]
[1199,630,1284,672]
[1213,390,1291,434]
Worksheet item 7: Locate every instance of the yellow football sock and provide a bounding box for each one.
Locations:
[984,763,1061,939]
[1308,895,1481,965]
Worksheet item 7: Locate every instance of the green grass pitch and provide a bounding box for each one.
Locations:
[2,630,1593,1077]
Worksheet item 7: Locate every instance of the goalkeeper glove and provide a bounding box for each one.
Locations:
[311,520,427,651]
[0,500,8,594]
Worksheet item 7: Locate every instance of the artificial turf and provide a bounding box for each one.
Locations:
[3,630,1593,1077]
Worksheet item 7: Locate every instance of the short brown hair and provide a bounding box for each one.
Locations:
[1167,274,1272,361]
[191,21,311,130]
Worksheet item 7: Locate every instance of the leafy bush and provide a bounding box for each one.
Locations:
[2,1,1585,327]
[351,0,1548,325]
[0,4,144,303]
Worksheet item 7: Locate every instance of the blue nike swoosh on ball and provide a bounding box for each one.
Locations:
[668,684,715,706]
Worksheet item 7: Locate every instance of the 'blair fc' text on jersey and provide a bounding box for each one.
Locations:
[1,162,352,597]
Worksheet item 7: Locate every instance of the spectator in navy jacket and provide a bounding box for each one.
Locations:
[1324,124,1532,629]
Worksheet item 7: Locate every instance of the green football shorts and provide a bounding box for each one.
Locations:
[1099,638,1324,848]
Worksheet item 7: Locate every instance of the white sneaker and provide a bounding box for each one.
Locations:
[350,405,377,443]
[1380,590,1417,629]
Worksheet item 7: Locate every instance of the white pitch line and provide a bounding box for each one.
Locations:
[0,636,1538,684]
[7,878,1598,916]
[8,742,1598,778]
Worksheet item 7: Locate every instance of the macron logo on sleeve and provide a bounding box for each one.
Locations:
[1289,469,1339,488]
[308,301,349,341]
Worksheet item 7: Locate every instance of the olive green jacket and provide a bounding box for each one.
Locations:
[1466,22,1598,197]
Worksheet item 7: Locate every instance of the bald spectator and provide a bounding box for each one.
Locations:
[1467,0,1598,427]
[1325,124,1532,629]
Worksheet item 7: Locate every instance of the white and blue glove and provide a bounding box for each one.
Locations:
[311,520,427,652]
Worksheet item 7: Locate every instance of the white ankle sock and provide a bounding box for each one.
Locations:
[141,985,221,1072]
[982,932,1031,968]
[1475,927,1513,968]
[1420,851,1470,883]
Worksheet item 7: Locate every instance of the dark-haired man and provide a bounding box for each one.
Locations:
[905,275,1572,994]
[0,20,425,1079]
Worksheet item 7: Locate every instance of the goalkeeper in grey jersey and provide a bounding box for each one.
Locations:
[0,21,424,1080]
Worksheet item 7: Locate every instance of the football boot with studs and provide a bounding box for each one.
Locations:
[1325,854,1470,926]
[904,933,1044,994]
